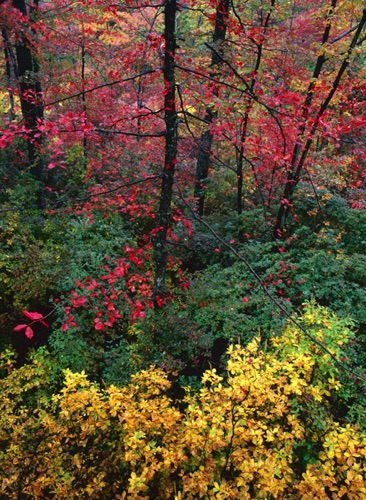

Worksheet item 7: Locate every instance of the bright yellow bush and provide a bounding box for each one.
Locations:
[0,303,365,498]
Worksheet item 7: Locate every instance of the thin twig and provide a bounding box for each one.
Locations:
[44,68,161,108]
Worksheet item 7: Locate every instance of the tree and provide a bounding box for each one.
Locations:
[1,0,44,206]
[1,0,366,383]
[193,0,230,216]
[153,0,179,301]
[273,3,366,239]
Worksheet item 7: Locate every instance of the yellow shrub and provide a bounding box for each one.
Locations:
[0,303,365,498]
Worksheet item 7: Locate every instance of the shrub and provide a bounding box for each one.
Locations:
[0,303,365,499]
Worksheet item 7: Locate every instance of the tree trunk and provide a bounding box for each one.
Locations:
[153,0,178,302]
[12,0,45,207]
[236,1,275,216]
[1,28,17,116]
[194,0,229,216]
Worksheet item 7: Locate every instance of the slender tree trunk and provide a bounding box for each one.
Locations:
[237,1,275,216]
[153,0,178,302]
[194,109,214,216]
[12,0,45,207]
[1,28,17,116]
[237,110,249,216]
[81,41,87,156]
[194,0,229,216]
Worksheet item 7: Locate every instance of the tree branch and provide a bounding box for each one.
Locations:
[44,68,161,108]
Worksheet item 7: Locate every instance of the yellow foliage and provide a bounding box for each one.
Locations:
[0,304,365,498]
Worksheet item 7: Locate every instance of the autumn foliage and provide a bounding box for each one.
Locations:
[1,303,365,498]
[1,0,366,497]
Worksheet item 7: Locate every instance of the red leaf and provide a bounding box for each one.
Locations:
[25,326,34,339]
[23,311,43,320]
[13,324,27,332]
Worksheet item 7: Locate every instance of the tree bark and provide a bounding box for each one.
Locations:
[12,0,45,207]
[153,0,178,302]
[194,0,229,216]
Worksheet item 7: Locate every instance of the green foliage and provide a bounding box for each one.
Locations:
[45,213,143,382]
[46,210,135,293]
[132,199,366,381]
[64,144,90,186]
[288,250,366,323]
[48,323,152,387]
[0,178,135,345]
[173,258,289,344]
[0,176,55,337]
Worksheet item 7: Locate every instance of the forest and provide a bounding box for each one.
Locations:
[0,0,366,497]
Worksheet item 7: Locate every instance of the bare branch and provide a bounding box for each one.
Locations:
[329,24,358,44]
[95,128,165,137]
[44,68,161,108]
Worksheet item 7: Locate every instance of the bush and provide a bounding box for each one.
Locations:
[1,303,365,499]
